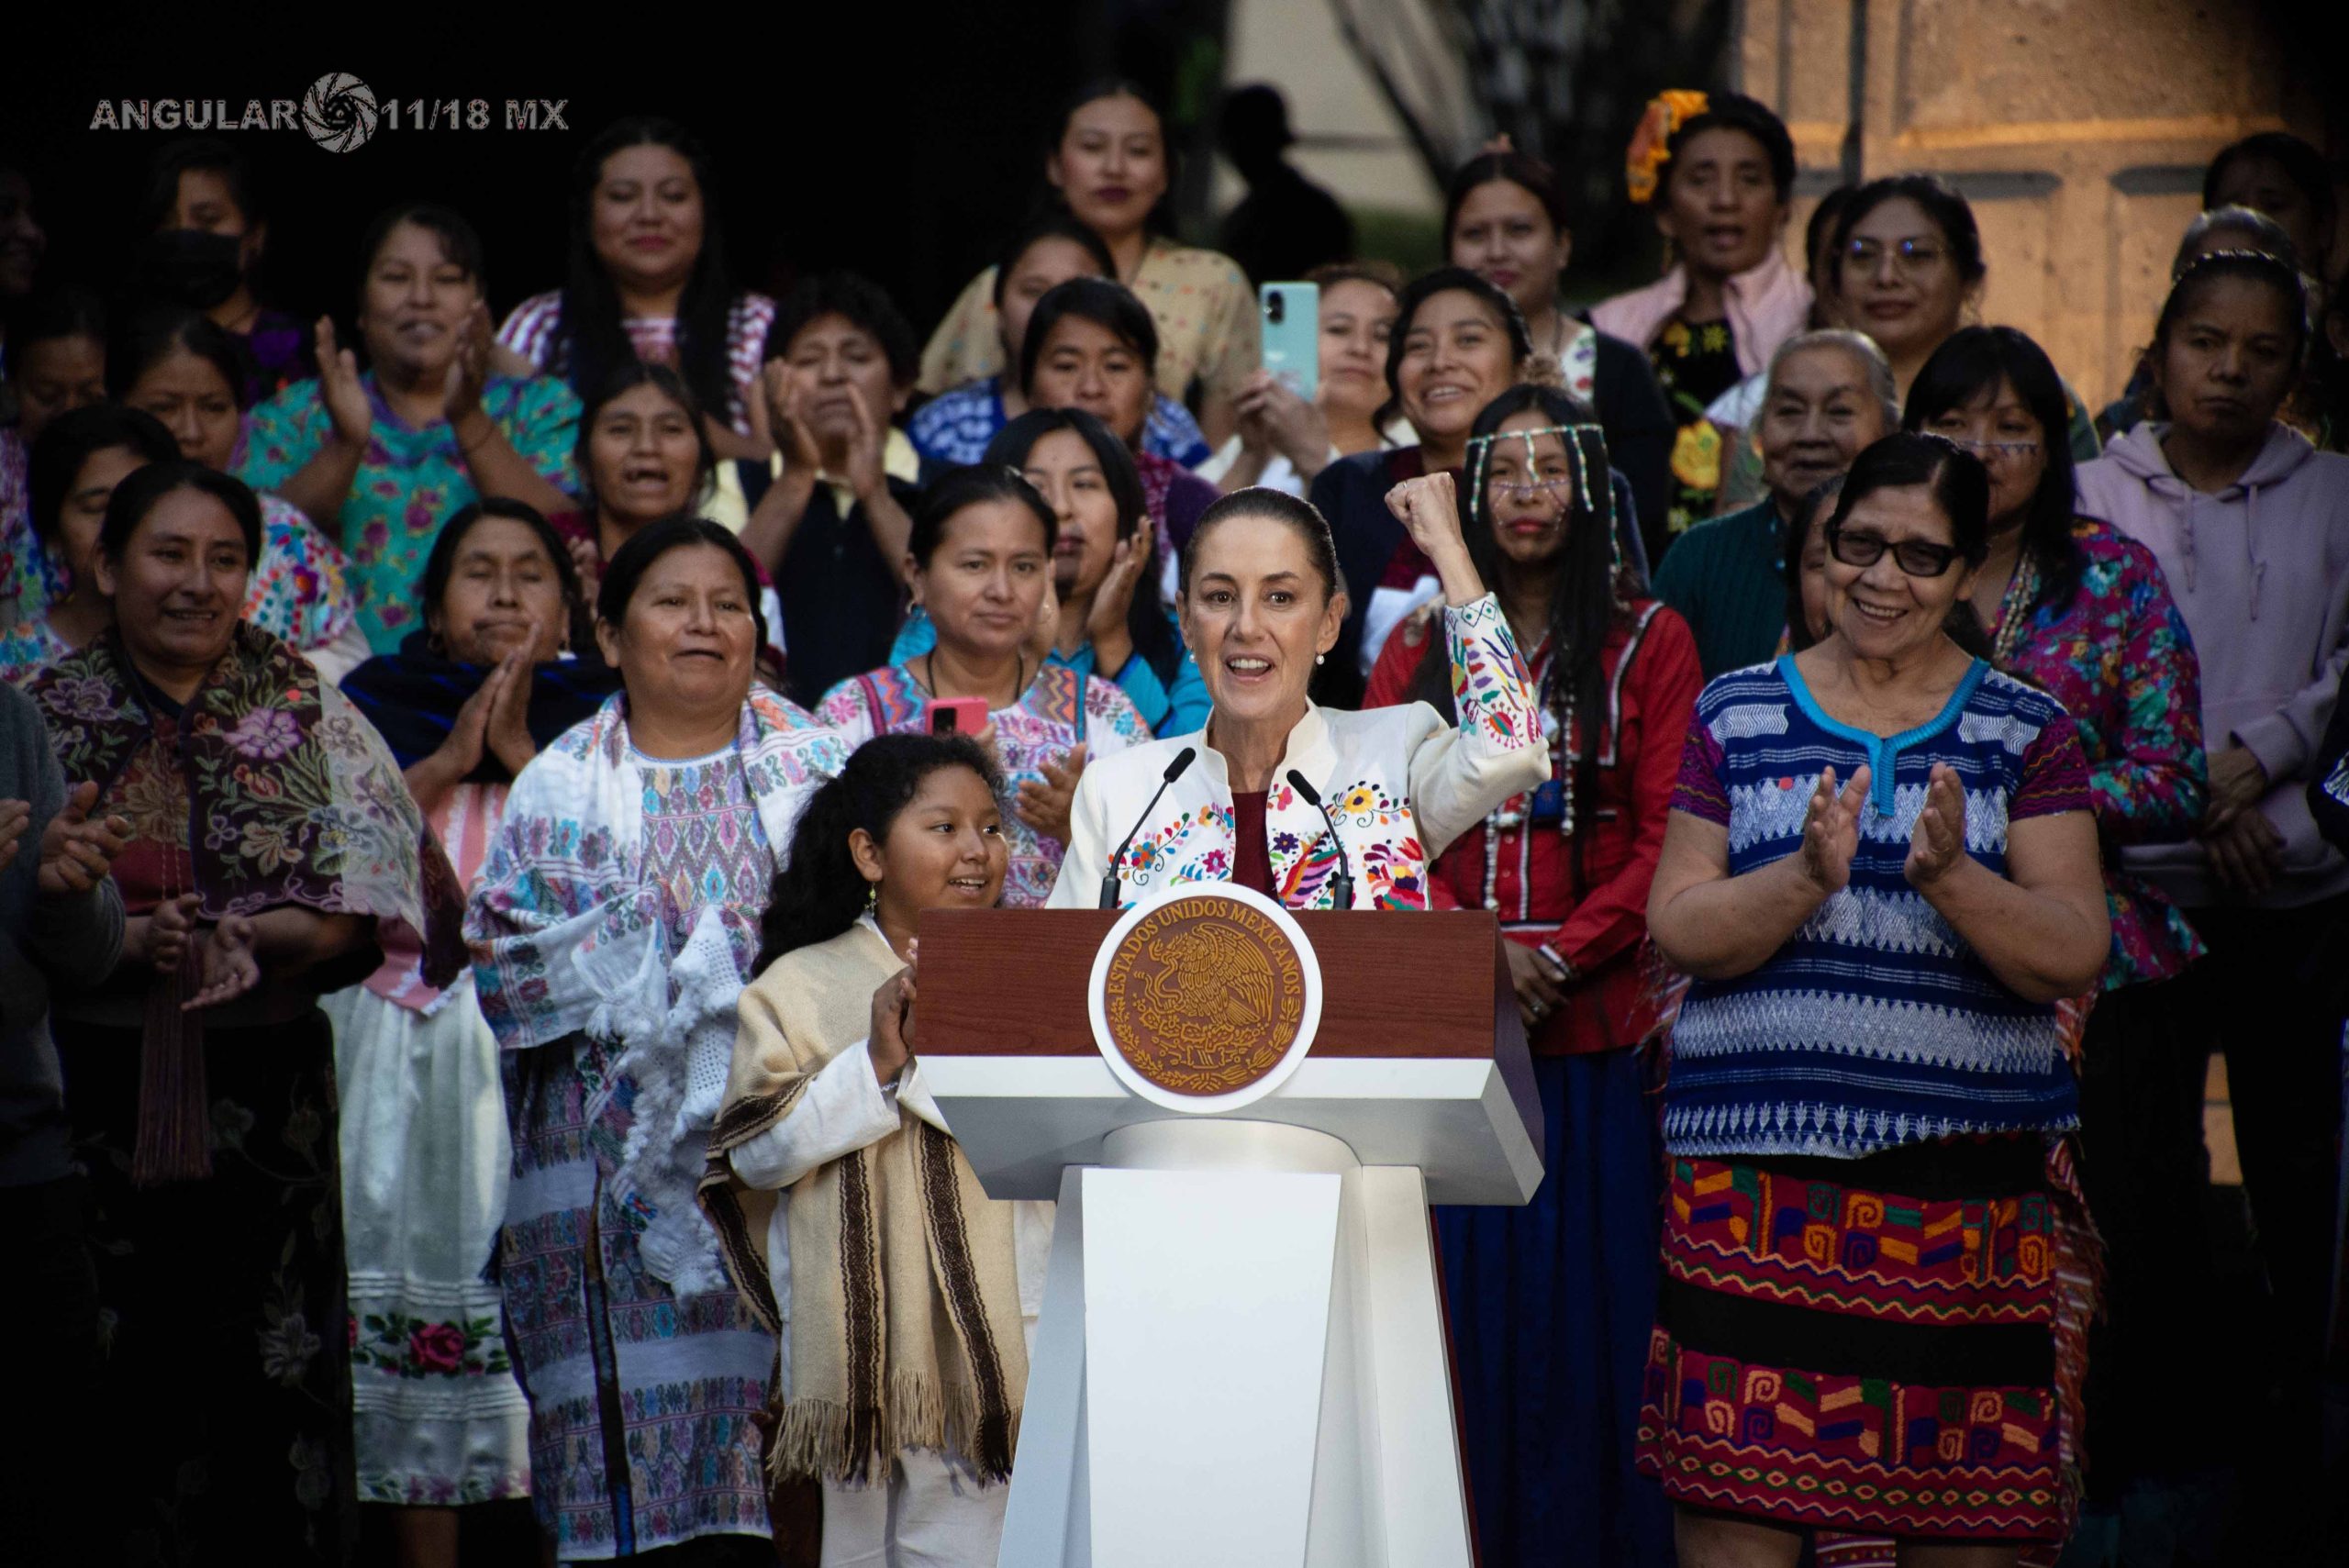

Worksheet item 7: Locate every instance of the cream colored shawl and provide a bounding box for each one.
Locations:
[700,921,1026,1485]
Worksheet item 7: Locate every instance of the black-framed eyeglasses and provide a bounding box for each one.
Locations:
[1827,524,1963,577]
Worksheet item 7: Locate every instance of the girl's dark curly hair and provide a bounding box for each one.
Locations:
[755,733,1005,969]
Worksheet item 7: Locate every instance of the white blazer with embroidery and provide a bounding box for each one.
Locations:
[1047,595,1548,910]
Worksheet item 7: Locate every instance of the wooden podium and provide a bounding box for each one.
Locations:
[917,904,1543,1568]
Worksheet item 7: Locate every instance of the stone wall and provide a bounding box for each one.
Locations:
[1737,0,2332,406]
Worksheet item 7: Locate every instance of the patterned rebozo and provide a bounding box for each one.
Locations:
[31,621,464,973]
[1663,656,2095,1161]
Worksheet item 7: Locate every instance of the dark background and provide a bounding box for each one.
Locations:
[4,2,1227,347]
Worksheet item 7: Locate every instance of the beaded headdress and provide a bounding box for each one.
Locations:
[1464,419,1626,584]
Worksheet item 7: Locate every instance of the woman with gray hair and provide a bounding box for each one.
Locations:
[1651,329,1897,674]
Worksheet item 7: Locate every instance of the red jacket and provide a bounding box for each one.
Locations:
[1365,598,1701,1054]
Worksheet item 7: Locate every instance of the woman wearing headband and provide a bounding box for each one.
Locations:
[1366,384,1698,1562]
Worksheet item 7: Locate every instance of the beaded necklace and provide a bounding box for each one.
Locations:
[1988,552,2043,665]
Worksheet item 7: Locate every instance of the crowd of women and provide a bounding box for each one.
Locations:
[0,74,2343,1568]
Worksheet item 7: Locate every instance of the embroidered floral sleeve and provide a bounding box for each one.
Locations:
[245,498,361,653]
[1443,594,1542,752]
[235,380,331,499]
[495,377,584,498]
[1084,676,1152,759]
[2087,544,2205,843]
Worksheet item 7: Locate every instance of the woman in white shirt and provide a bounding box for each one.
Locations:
[1051,480,1548,909]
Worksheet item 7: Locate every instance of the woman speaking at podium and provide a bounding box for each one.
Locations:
[1048,479,1548,909]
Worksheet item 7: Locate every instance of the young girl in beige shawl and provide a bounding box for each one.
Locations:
[702,732,1041,1566]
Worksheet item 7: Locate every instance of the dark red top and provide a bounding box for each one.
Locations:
[1230,790,1275,897]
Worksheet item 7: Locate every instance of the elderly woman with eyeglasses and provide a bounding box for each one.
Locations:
[1641,431,2110,1564]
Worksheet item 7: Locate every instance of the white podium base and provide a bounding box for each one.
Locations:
[998,1120,1471,1568]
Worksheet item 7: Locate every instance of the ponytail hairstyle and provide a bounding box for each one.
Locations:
[2150,247,2311,377]
[756,732,1005,968]
[1408,384,1623,838]
[983,406,1182,686]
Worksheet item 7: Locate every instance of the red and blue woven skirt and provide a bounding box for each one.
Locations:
[1633,1134,2096,1546]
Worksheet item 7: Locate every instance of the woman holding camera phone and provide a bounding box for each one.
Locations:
[814,465,1149,907]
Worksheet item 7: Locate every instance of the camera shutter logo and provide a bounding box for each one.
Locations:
[302,73,379,153]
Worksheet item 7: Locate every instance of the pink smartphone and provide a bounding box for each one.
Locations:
[928,697,991,738]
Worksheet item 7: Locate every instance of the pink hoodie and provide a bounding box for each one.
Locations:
[1588,248,1813,377]
[2076,421,2349,908]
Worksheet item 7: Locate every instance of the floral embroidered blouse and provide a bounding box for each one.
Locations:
[0,495,361,686]
[1049,595,1548,910]
[1994,517,2207,989]
[237,373,581,652]
[1366,598,1703,1052]
[816,662,1151,908]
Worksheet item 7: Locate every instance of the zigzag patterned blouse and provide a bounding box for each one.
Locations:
[1664,655,2093,1160]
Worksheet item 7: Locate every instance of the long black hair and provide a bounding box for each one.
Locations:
[984,406,1182,687]
[556,117,740,425]
[756,732,1005,968]
[419,497,595,657]
[1408,385,1621,835]
[1903,326,2087,617]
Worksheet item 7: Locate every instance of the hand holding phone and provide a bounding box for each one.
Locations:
[929,696,993,739]
[1259,282,1319,402]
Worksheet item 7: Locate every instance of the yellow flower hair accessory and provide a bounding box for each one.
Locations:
[1625,89,1710,205]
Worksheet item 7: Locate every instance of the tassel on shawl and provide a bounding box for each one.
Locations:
[133,945,211,1185]
[765,1375,1023,1488]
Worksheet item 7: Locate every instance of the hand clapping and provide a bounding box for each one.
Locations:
[1903,763,1968,889]
[1796,763,1871,896]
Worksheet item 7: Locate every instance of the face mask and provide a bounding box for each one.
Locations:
[136,228,247,311]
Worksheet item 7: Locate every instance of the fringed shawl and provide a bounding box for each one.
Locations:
[701,920,1027,1485]
[462,686,847,1052]
[31,621,465,1182]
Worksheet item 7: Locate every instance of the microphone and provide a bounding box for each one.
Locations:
[1099,747,1197,908]
[1286,770,1356,910]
